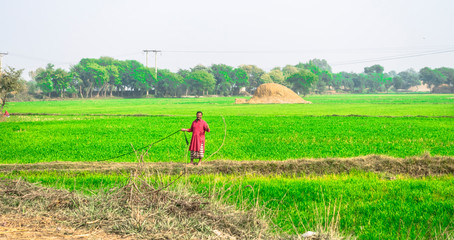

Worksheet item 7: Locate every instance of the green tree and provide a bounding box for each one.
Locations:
[436,67,454,86]
[191,64,210,72]
[393,75,404,89]
[285,70,318,96]
[105,65,120,97]
[419,67,446,91]
[131,65,153,96]
[156,69,184,97]
[364,64,384,75]
[352,73,367,93]
[296,59,332,73]
[85,62,108,97]
[185,70,216,96]
[268,69,285,85]
[230,68,249,95]
[364,64,391,92]
[397,69,420,89]
[53,68,71,98]
[239,64,265,91]
[210,64,233,95]
[71,59,99,98]
[116,60,151,96]
[282,65,299,78]
[308,59,332,72]
[177,69,191,78]
[0,67,25,114]
[259,73,273,84]
[35,64,55,97]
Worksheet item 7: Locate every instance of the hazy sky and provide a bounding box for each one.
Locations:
[1,0,454,80]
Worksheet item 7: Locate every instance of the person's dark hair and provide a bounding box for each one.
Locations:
[196,111,203,115]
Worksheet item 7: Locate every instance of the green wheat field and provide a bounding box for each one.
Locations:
[1,94,453,239]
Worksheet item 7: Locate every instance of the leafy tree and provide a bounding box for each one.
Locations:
[419,67,445,91]
[282,65,299,78]
[285,70,318,96]
[352,73,367,93]
[0,67,25,114]
[105,65,120,96]
[317,71,333,93]
[436,67,454,86]
[268,69,285,85]
[259,73,273,84]
[69,65,84,98]
[363,64,391,92]
[176,69,191,95]
[397,69,420,89]
[296,60,333,93]
[210,64,233,95]
[239,64,265,91]
[71,59,98,98]
[177,69,191,78]
[85,62,108,97]
[35,64,55,97]
[341,75,354,91]
[230,68,249,95]
[185,70,216,96]
[156,69,184,97]
[131,65,153,96]
[364,64,384,74]
[25,80,38,95]
[393,75,404,89]
[308,59,332,72]
[296,59,332,73]
[53,68,71,98]
[115,60,151,96]
[191,64,210,72]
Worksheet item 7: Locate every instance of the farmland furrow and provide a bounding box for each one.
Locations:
[1,155,453,176]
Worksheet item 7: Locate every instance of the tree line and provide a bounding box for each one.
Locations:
[4,57,454,104]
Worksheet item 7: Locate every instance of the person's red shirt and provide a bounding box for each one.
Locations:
[187,119,210,151]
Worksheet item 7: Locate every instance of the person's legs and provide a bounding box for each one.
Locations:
[190,151,195,165]
[197,143,204,166]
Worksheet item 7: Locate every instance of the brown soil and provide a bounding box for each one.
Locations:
[1,155,452,177]
[237,83,312,104]
[0,174,268,240]
[0,214,129,240]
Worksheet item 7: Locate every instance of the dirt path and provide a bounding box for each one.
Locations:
[1,155,453,176]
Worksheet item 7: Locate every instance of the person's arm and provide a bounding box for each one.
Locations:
[205,122,210,132]
[182,123,193,132]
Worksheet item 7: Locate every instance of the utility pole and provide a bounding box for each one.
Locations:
[143,49,161,96]
[143,49,161,76]
[0,52,8,75]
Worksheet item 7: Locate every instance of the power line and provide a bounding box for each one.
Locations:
[161,45,454,55]
[331,48,454,66]
[8,53,73,65]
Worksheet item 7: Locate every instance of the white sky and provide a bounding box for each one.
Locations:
[1,0,454,80]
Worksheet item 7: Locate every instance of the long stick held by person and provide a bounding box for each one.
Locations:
[181,111,210,166]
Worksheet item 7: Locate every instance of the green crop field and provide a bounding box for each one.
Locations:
[1,94,453,239]
[6,94,454,116]
[1,115,453,163]
[1,170,453,239]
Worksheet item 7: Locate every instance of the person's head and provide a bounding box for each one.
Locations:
[196,111,203,120]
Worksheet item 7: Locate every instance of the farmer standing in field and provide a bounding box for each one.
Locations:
[181,111,210,166]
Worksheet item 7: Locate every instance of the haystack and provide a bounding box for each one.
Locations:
[236,83,311,104]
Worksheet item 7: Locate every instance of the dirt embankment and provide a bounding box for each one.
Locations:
[1,155,453,177]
